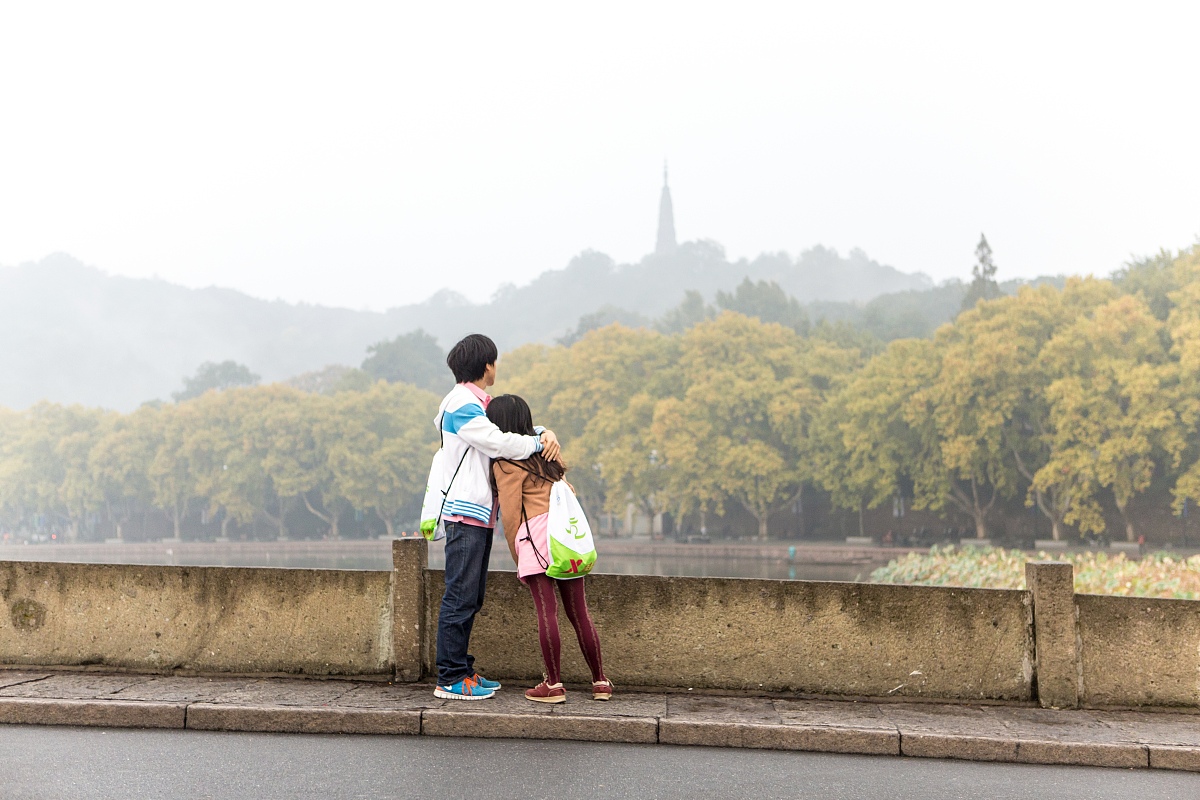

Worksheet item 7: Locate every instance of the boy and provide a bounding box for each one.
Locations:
[432,333,559,700]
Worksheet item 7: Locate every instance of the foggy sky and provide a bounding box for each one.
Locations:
[1,1,1197,310]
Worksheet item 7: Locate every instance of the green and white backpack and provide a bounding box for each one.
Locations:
[544,480,597,579]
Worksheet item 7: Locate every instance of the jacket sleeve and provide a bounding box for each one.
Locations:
[449,405,540,460]
[493,462,525,565]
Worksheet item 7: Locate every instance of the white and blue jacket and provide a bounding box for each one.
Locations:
[434,384,542,526]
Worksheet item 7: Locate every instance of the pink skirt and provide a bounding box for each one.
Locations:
[516,512,550,579]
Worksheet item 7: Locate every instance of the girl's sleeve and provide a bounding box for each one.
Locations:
[492,462,525,564]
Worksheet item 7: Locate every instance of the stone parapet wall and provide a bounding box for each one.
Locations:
[423,570,1035,701]
[0,543,1197,710]
[1076,594,1200,708]
[0,561,392,676]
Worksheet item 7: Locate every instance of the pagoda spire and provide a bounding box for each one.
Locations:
[655,161,677,255]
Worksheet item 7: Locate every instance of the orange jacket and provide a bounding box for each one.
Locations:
[492,460,554,566]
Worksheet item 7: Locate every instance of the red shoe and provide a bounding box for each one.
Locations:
[592,679,613,701]
[525,678,566,704]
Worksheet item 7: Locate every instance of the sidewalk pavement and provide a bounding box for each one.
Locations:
[1,669,1197,772]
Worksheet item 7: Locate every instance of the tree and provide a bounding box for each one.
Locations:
[0,403,108,541]
[284,365,356,395]
[177,388,270,538]
[916,319,1019,540]
[149,402,201,539]
[716,278,809,334]
[654,313,846,539]
[250,387,329,540]
[558,306,650,346]
[960,234,1003,312]
[813,339,944,533]
[1113,248,1182,321]
[0,409,23,531]
[501,325,680,525]
[1037,295,1185,540]
[858,282,968,341]
[655,290,714,334]
[937,279,1116,540]
[1162,246,1200,514]
[173,361,260,402]
[808,319,884,356]
[324,382,439,536]
[89,405,160,540]
[360,329,446,393]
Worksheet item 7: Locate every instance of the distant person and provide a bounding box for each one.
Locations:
[432,334,560,701]
[487,394,612,704]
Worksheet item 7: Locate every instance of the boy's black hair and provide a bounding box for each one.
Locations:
[446,333,498,384]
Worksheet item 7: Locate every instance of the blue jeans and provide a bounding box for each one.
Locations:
[436,520,494,685]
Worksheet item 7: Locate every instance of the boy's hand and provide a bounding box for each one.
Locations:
[539,430,561,461]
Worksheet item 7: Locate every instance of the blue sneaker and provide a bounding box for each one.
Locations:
[473,673,501,691]
[434,675,496,701]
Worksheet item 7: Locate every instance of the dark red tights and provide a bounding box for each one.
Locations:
[525,573,605,685]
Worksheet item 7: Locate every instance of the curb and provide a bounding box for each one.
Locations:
[422,710,658,744]
[898,732,1149,769]
[186,704,421,735]
[0,697,185,729]
[0,697,1197,773]
[659,719,899,756]
[1150,745,1200,772]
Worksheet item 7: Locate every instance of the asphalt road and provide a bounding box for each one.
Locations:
[1,726,1195,800]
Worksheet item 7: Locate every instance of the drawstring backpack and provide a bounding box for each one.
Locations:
[512,463,597,579]
[419,411,468,541]
[544,480,597,578]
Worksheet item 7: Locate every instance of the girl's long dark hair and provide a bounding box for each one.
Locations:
[487,394,565,484]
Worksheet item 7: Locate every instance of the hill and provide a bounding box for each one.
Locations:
[0,246,932,410]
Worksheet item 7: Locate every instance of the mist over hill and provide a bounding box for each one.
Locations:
[397,242,931,348]
[0,246,932,410]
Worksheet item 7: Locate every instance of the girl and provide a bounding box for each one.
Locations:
[487,394,612,704]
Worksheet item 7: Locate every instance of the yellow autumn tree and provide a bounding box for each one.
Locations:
[932,279,1116,540]
[1037,295,1185,539]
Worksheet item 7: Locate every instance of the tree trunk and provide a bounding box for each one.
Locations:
[758,514,769,541]
[259,503,286,541]
[858,499,865,538]
[375,509,394,538]
[948,478,995,540]
[1012,448,1062,540]
[277,496,288,540]
[1029,486,1063,541]
[303,493,339,540]
[172,500,183,539]
[1115,495,1135,542]
[971,478,992,539]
